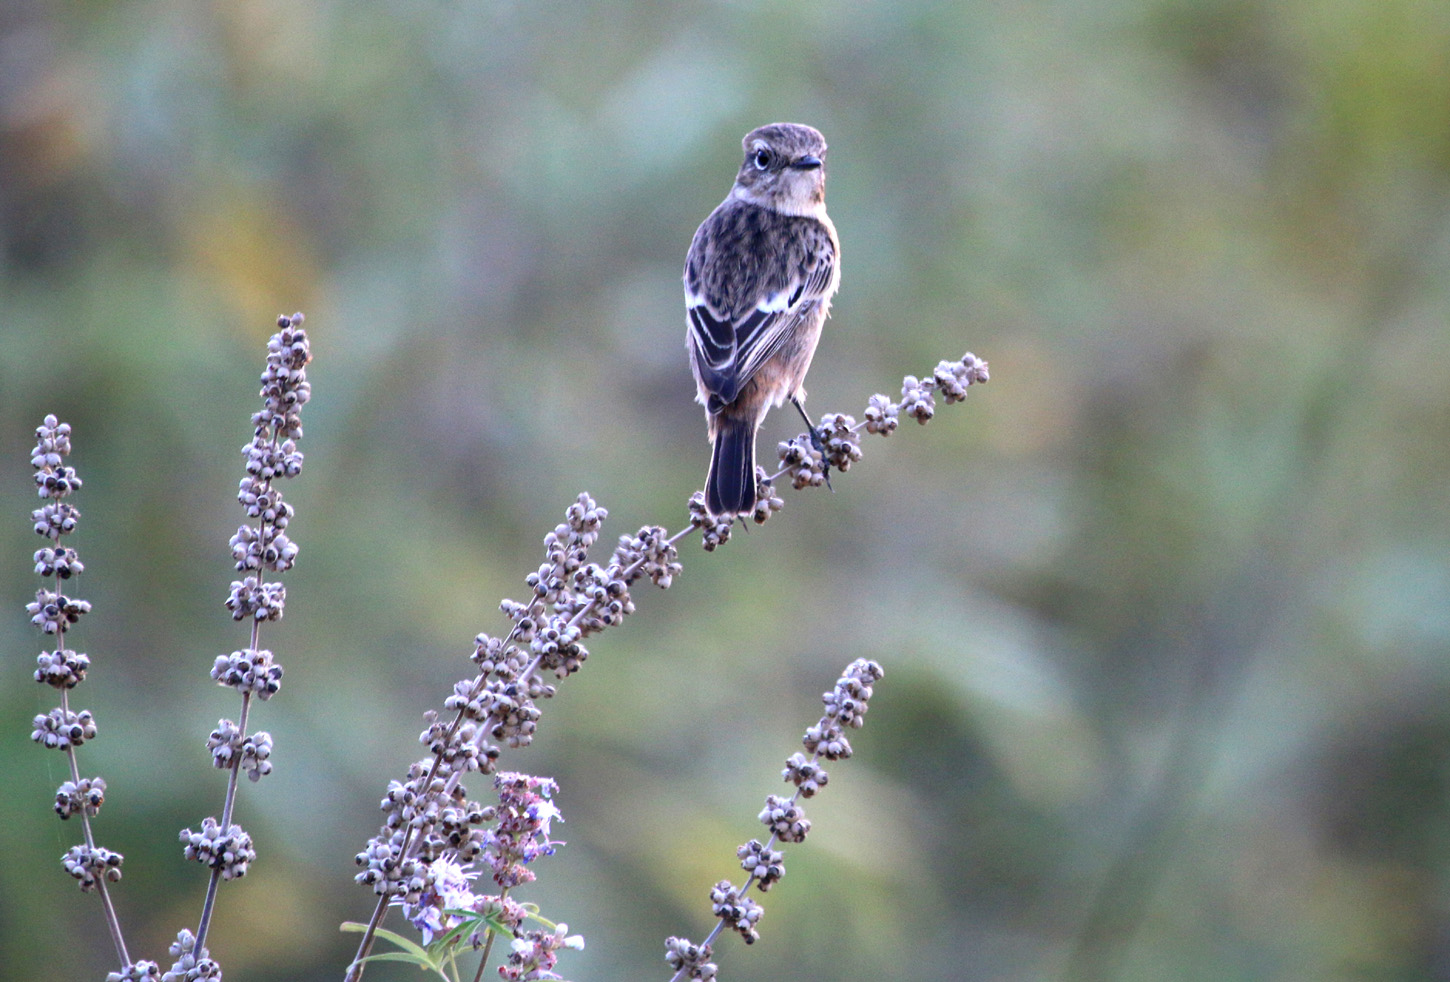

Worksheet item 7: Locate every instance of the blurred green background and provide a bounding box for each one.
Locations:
[5,0,1450,979]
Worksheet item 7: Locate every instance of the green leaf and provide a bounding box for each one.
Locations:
[341,923,452,978]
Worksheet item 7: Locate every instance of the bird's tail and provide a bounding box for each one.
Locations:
[705,415,756,517]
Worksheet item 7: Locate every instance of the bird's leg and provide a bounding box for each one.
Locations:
[791,395,833,492]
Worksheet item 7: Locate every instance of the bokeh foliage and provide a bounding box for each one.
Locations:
[4,0,1450,979]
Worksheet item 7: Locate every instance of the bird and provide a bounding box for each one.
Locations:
[684,122,841,517]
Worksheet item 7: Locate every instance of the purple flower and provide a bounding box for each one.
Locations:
[399,857,480,944]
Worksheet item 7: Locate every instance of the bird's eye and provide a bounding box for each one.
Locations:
[753,148,772,170]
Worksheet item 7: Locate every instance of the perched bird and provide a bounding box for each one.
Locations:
[684,122,841,517]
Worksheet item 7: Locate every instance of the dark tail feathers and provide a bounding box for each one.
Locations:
[706,416,756,517]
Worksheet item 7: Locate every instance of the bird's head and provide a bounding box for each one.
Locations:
[730,123,829,217]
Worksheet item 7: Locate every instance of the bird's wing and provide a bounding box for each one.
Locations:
[685,212,836,409]
[731,246,836,386]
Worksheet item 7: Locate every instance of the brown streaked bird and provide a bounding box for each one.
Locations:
[684,122,841,517]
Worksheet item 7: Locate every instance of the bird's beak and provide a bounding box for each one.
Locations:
[791,154,823,170]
